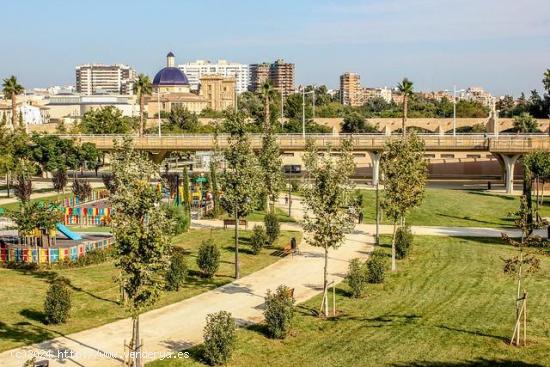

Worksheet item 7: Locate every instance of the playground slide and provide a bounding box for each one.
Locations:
[56,223,82,241]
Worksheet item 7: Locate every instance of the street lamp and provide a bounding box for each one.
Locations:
[445,86,465,136]
[301,86,316,138]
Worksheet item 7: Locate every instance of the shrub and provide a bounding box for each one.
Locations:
[264,213,280,246]
[290,180,301,192]
[72,179,92,202]
[346,258,369,298]
[264,285,295,339]
[395,226,413,259]
[44,277,72,324]
[203,311,236,366]
[164,204,190,235]
[367,250,387,284]
[197,239,220,278]
[166,250,187,291]
[74,248,111,267]
[250,225,268,254]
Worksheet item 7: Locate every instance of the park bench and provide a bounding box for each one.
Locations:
[223,219,248,230]
[273,237,299,258]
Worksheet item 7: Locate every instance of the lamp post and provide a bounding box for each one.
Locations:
[301,86,315,138]
[445,86,465,136]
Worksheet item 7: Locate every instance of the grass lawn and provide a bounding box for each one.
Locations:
[360,188,550,227]
[66,225,112,233]
[149,236,550,367]
[0,192,72,211]
[0,228,301,352]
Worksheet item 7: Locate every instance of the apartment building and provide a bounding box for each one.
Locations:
[269,59,295,98]
[340,72,362,106]
[75,64,136,95]
[179,60,250,94]
[249,63,270,92]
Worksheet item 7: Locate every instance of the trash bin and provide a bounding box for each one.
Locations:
[488,181,492,190]
[290,237,297,250]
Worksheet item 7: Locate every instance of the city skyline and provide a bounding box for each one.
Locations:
[1,0,549,96]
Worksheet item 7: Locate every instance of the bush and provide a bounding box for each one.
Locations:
[74,248,111,267]
[203,311,236,366]
[72,179,92,202]
[290,180,301,192]
[264,285,295,339]
[44,277,72,324]
[164,204,190,235]
[197,239,220,278]
[166,250,187,291]
[250,225,268,254]
[367,250,387,284]
[346,258,369,298]
[264,213,280,246]
[395,226,413,259]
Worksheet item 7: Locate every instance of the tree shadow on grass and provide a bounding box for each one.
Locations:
[20,308,47,324]
[435,213,511,227]
[222,245,256,255]
[467,190,517,201]
[0,321,54,345]
[391,358,543,367]
[436,325,509,343]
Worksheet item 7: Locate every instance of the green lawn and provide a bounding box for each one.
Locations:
[0,192,72,211]
[360,188,550,227]
[149,236,550,367]
[0,228,301,352]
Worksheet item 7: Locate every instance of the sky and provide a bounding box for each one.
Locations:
[1,0,549,96]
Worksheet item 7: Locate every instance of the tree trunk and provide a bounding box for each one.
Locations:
[6,171,10,198]
[11,95,17,129]
[402,96,407,137]
[234,209,240,279]
[139,95,144,136]
[375,181,380,245]
[391,221,397,271]
[129,315,142,367]
[323,244,329,317]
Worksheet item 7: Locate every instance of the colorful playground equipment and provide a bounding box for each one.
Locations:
[63,207,112,226]
[0,236,113,264]
[61,189,109,207]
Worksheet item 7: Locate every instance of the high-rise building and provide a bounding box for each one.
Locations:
[249,63,270,92]
[269,59,295,98]
[75,64,136,95]
[178,60,250,94]
[340,72,362,106]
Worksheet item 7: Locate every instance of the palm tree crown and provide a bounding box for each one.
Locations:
[259,80,278,131]
[397,78,414,136]
[133,74,152,136]
[2,75,24,129]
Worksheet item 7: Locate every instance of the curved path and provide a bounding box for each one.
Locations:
[0,198,373,367]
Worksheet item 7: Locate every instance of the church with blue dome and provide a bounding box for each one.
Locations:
[146,51,236,115]
[152,52,191,94]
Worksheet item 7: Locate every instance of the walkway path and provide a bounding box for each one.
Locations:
[0,198,373,367]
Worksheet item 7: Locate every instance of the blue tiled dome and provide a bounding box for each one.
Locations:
[153,67,189,86]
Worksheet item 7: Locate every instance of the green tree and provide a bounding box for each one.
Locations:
[182,166,191,213]
[164,106,200,133]
[542,69,550,94]
[220,111,262,279]
[2,75,24,129]
[133,74,153,136]
[80,106,138,134]
[497,95,515,117]
[259,80,278,130]
[397,78,414,136]
[259,127,284,212]
[341,112,378,133]
[302,139,356,317]
[512,113,539,133]
[381,133,427,271]
[110,138,172,367]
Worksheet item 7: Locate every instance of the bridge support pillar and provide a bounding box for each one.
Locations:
[368,151,381,186]
[497,153,521,195]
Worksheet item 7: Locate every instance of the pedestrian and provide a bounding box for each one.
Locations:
[358,212,364,224]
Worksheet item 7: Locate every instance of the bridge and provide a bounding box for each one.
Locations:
[57,133,550,194]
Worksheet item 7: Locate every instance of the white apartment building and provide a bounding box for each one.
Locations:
[75,64,136,95]
[178,60,250,94]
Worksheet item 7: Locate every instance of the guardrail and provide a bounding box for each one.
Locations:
[52,134,550,153]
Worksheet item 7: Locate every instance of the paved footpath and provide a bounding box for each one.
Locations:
[0,199,373,367]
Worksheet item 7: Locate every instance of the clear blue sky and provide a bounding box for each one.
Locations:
[2,0,549,96]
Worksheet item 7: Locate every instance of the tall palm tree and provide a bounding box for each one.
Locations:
[2,76,24,130]
[259,80,277,132]
[543,69,550,94]
[397,78,414,137]
[133,74,152,136]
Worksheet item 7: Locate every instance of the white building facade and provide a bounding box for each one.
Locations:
[178,60,250,94]
[75,64,136,95]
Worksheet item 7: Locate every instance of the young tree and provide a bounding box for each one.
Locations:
[502,196,541,346]
[72,179,92,202]
[14,159,35,203]
[133,74,152,136]
[397,78,414,136]
[2,75,24,129]
[182,166,191,212]
[110,138,172,367]
[381,133,427,271]
[512,113,539,133]
[258,126,284,212]
[220,111,262,279]
[52,168,68,193]
[302,139,356,316]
